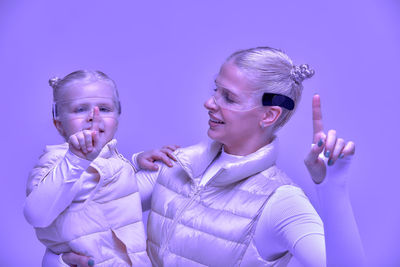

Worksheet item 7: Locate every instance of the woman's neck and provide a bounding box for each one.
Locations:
[223,135,273,156]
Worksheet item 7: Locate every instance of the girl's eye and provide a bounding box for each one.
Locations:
[74,106,88,113]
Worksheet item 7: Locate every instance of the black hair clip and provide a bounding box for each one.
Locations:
[262,93,295,110]
[52,103,58,119]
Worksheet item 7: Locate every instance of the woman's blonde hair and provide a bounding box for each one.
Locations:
[227,47,314,131]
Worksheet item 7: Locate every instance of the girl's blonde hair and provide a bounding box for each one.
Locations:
[49,70,121,117]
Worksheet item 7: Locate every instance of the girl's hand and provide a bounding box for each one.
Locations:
[62,252,94,267]
[137,145,180,171]
[304,95,355,184]
[68,107,106,161]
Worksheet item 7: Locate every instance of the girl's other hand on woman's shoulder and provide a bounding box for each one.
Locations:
[137,144,180,171]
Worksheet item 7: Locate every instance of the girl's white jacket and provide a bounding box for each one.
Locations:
[24,139,151,266]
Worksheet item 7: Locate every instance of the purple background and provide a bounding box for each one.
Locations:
[1,0,399,265]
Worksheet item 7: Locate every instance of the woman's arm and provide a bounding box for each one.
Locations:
[254,185,326,267]
[304,95,366,266]
[258,157,364,267]
[315,155,365,266]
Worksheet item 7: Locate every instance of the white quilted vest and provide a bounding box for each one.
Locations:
[34,141,151,266]
[147,139,293,266]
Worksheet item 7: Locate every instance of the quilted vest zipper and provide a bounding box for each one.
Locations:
[159,183,205,257]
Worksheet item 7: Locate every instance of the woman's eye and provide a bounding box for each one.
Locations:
[99,106,113,112]
[226,98,234,104]
[223,93,235,103]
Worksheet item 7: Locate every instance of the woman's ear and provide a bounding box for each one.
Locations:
[259,106,282,128]
[53,119,66,138]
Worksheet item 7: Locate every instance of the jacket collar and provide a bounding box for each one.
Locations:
[174,140,222,180]
[175,137,279,187]
[96,139,118,159]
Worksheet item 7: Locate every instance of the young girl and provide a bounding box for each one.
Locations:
[23,70,174,266]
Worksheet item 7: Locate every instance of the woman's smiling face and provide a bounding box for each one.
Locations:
[204,60,266,154]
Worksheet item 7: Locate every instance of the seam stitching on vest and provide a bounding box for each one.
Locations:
[147,241,202,266]
[150,200,256,222]
[157,177,192,196]
[95,190,140,204]
[149,210,249,245]
[148,240,211,267]
[55,220,143,243]
[166,251,209,266]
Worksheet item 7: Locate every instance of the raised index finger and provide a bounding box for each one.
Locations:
[312,94,324,143]
[91,106,100,132]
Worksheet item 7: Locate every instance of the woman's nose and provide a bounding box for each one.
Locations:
[204,96,218,111]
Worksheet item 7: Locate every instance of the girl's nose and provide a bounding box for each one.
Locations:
[86,107,97,122]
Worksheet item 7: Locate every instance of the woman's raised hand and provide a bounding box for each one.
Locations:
[304,95,355,184]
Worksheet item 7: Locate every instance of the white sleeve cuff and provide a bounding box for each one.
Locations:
[65,150,92,169]
[42,249,69,267]
[58,254,70,267]
[131,151,143,172]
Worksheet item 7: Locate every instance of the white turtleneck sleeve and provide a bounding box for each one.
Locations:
[255,185,325,267]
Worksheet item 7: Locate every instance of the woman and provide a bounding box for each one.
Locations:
[51,47,365,266]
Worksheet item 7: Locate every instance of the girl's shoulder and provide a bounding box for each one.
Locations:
[38,143,69,164]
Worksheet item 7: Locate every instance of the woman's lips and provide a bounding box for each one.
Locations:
[209,113,224,124]
[209,118,224,124]
[208,113,224,127]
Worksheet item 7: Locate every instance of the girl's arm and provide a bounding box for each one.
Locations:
[24,145,91,228]
[24,115,105,228]
[40,145,180,266]
[135,167,160,211]
[133,145,179,211]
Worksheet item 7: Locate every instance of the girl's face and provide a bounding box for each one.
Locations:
[54,81,119,144]
[204,61,265,152]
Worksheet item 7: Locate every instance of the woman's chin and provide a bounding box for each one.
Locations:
[207,128,223,142]
[207,128,215,139]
